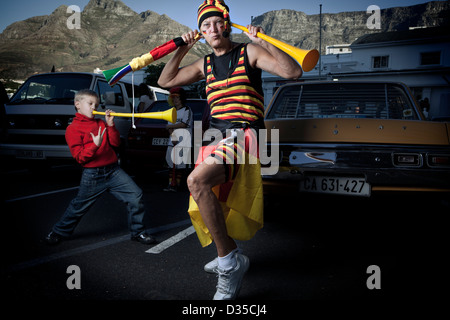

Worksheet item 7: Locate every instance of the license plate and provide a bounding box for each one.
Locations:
[17,150,45,159]
[299,176,371,197]
[152,138,169,146]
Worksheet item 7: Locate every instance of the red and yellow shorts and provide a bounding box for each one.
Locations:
[188,127,264,247]
[196,127,260,182]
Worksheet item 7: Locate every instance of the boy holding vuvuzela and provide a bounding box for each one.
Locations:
[45,89,155,245]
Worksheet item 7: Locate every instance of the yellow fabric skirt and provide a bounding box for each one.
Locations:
[188,148,264,247]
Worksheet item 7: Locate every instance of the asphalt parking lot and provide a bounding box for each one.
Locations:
[1,160,447,314]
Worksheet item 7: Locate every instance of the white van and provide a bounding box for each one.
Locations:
[0,72,168,162]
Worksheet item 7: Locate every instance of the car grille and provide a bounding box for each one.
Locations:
[6,133,67,145]
[7,115,73,130]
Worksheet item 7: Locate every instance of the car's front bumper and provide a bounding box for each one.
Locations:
[0,144,72,159]
[262,143,450,195]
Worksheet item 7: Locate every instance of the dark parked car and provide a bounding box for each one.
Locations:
[263,81,450,197]
[126,99,210,169]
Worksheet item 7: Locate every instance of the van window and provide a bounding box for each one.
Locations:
[124,82,141,108]
[95,80,125,107]
[9,74,92,105]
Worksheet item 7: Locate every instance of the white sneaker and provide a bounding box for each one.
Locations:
[204,257,218,274]
[213,253,250,300]
[204,249,243,274]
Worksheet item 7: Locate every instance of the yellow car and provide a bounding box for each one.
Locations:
[263,81,450,197]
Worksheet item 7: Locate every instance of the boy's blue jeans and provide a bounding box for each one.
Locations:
[53,164,146,237]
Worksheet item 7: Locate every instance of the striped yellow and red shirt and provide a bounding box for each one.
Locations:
[188,43,265,247]
[204,43,264,124]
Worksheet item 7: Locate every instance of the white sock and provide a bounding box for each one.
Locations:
[218,247,240,271]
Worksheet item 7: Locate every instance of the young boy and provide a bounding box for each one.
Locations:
[45,89,155,245]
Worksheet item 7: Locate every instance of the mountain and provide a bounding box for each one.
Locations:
[0,0,211,79]
[252,1,449,53]
[0,0,449,80]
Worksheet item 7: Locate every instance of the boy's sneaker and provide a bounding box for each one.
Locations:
[213,253,250,300]
[45,231,64,245]
[132,232,156,245]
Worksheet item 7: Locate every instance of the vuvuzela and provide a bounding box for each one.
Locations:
[93,107,177,124]
[231,23,319,72]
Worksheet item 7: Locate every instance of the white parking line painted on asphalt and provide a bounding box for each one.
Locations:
[146,226,196,254]
[8,219,192,272]
[5,186,79,203]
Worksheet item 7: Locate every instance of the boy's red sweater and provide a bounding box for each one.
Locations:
[65,113,120,167]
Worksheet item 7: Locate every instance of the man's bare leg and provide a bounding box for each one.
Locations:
[187,158,237,257]
[188,156,250,300]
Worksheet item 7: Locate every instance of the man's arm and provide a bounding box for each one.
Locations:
[245,25,302,80]
[158,31,205,88]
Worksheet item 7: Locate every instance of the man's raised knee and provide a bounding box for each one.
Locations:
[187,172,200,194]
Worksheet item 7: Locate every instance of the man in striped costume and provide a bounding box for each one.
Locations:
[158,0,302,300]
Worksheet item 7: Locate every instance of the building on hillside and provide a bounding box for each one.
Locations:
[326,44,352,55]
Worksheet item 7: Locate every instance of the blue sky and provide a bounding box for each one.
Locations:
[0,0,442,33]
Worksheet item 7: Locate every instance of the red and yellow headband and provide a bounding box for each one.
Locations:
[197,0,230,30]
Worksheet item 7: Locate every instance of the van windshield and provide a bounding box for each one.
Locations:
[9,74,93,105]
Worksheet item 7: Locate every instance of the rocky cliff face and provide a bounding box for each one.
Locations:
[0,0,210,79]
[0,0,448,80]
[252,1,449,53]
